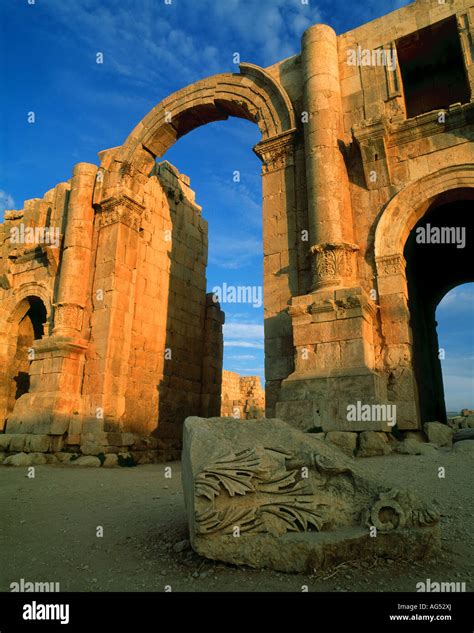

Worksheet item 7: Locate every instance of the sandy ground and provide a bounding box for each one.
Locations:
[1,447,473,593]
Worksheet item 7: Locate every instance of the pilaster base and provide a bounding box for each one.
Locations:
[6,336,88,435]
[276,368,393,432]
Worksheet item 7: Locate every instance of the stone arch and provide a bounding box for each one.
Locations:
[0,289,50,429]
[90,63,300,424]
[374,164,474,262]
[4,283,52,328]
[99,63,297,195]
[373,165,474,428]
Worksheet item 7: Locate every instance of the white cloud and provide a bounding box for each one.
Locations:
[224,322,264,339]
[209,234,262,269]
[42,0,325,96]
[224,341,265,349]
[224,320,264,350]
[437,285,474,315]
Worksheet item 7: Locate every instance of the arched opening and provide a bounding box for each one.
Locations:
[7,296,47,416]
[92,66,297,435]
[163,116,265,421]
[436,283,474,416]
[404,195,474,424]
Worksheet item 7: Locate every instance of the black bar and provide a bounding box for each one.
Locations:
[0,592,471,633]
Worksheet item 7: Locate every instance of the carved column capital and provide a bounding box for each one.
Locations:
[53,302,84,336]
[253,129,296,174]
[96,194,145,231]
[310,242,359,290]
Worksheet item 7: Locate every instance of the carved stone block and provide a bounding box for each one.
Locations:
[182,417,440,572]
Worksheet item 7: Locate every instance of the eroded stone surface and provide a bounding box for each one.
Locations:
[182,417,441,572]
[424,422,454,448]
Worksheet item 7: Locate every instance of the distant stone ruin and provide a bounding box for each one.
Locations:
[220,371,265,419]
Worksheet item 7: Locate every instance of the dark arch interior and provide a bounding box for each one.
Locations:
[404,194,474,423]
[8,297,47,411]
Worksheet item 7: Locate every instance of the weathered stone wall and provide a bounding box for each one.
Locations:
[221,370,265,419]
[0,160,225,459]
[271,0,474,431]
[0,181,69,431]
[221,370,241,417]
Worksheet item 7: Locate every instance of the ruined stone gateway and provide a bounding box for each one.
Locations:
[1,0,473,462]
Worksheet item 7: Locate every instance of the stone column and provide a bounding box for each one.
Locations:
[301,24,357,290]
[53,162,98,335]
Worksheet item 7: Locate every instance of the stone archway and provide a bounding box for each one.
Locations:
[97,63,296,196]
[374,165,474,428]
[82,64,299,433]
[0,291,49,430]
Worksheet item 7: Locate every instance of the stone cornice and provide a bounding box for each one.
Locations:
[253,129,297,174]
[96,194,145,231]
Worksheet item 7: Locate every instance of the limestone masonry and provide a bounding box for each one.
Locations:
[220,370,265,419]
[0,0,473,460]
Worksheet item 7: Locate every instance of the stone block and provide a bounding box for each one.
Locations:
[68,418,83,436]
[326,431,358,456]
[65,434,81,445]
[50,436,64,452]
[30,452,47,465]
[396,440,437,456]
[9,435,27,452]
[56,452,75,463]
[106,432,122,446]
[0,435,11,451]
[121,433,135,446]
[28,435,51,453]
[182,417,440,573]
[357,431,391,457]
[103,454,118,467]
[3,452,33,467]
[80,432,107,456]
[70,456,101,467]
[424,422,454,448]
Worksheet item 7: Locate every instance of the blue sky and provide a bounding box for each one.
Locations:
[0,0,472,409]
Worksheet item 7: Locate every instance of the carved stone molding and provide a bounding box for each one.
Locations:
[96,194,145,231]
[253,129,296,174]
[376,254,406,276]
[53,302,84,334]
[310,242,359,289]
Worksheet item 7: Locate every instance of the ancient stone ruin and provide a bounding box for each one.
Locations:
[220,371,265,419]
[0,0,473,472]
